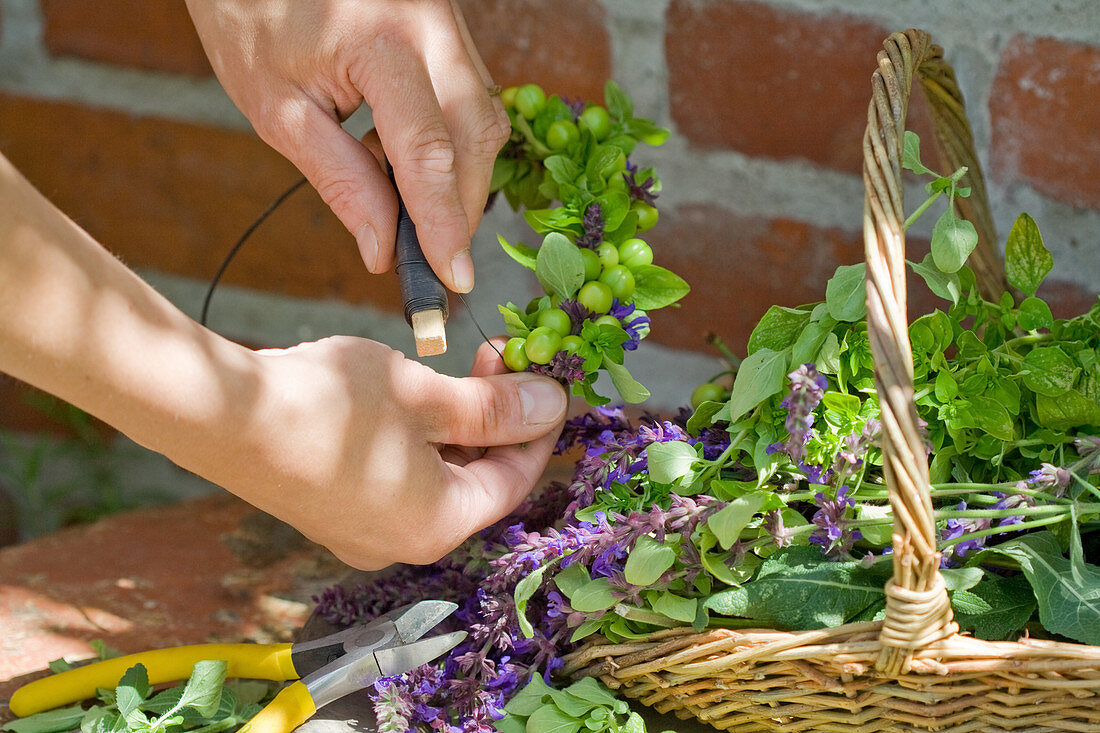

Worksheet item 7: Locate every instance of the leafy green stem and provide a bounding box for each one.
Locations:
[903,190,944,231]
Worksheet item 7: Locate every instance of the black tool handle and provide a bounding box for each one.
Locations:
[391,175,449,326]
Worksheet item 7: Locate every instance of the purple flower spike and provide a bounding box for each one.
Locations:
[575,203,605,249]
[528,351,586,385]
[780,364,828,463]
[1028,462,1072,496]
[809,485,862,558]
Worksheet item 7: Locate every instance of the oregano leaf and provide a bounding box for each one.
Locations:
[1004,212,1053,297]
[726,348,788,424]
[631,265,689,310]
[536,232,585,300]
[603,359,650,404]
[931,208,978,273]
[902,131,933,175]
[624,534,677,586]
[824,264,866,322]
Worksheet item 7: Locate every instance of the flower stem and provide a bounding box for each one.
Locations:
[938,514,1065,550]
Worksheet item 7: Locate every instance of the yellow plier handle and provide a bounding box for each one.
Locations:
[9,643,297,717]
[237,681,316,733]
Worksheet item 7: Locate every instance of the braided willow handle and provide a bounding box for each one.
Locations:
[863,30,1003,675]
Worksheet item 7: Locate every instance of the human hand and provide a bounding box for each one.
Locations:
[214,337,566,570]
[184,0,510,292]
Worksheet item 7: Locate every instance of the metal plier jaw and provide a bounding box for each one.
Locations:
[296,600,466,709]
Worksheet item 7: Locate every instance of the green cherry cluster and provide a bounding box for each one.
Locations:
[489,81,689,405]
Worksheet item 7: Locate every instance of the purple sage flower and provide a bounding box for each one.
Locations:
[1028,462,1072,496]
[809,485,863,558]
[780,364,828,464]
[941,500,991,562]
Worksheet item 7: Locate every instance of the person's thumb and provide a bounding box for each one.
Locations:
[254,98,397,274]
[420,371,567,447]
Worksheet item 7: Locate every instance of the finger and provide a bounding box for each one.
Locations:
[359,128,387,167]
[424,5,510,239]
[254,95,398,274]
[411,370,567,447]
[440,426,561,540]
[468,337,510,378]
[358,34,472,293]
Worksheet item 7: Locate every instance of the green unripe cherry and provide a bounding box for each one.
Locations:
[596,241,619,269]
[500,86,519,109]
[514,84,546,120]
[598,264,635,301]
[580,248,601,281]
[594,315,620,328]
[546,119,580,151]
[618,238,654,270]
[632,201,659,232]
[503,337,531,372]
[536,308,572,337]
[561,335,585,354]
[578,105,612,141]
[606,170,629,195]
[524,326,563,365]
[691,382,729,409]
[577,281,614,314]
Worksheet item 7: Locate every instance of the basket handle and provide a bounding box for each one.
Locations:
[863,30,1003,675]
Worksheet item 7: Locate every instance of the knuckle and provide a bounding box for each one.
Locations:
[405,132,457,177]
[312,172,361,216]
[462,382,512,439]
[468,103,512,157]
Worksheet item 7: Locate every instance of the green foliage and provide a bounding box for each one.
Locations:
[498,675,670,733]
[703,547,891,629]
[980,532,1100,645]
[2,660,272,733]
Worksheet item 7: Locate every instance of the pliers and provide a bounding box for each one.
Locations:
[9,600,465,733]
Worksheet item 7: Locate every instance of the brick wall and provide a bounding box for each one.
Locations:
[1,0,1098,427]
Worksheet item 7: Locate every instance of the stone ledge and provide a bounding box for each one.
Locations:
[0,494,346,719]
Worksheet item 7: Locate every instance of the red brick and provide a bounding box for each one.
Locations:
[1040,279,1098,320]
[990,35,1100,210]
[0,94,403,314]
[458,0,611,103]
[643,206,942,356]
[40,0,211,76]
[665,1,889,172]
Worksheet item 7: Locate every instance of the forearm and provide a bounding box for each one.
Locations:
[0,153,259,473]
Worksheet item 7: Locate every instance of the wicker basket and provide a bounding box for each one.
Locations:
[560,29,1100,733]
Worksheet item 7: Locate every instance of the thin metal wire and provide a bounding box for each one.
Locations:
[199,176,308,327]
[457,292,503,359]
[200,178,502,360]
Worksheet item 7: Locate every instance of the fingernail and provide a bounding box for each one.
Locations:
[450,249,475,293]
[357,224,379,273]
[518,377,565,425]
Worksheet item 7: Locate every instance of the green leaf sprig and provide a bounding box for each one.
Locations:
[3,655,277,733]
[496,674,671,733]
[490,81,688,405]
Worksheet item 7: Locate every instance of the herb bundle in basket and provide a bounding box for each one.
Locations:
[311,29,1100,733]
